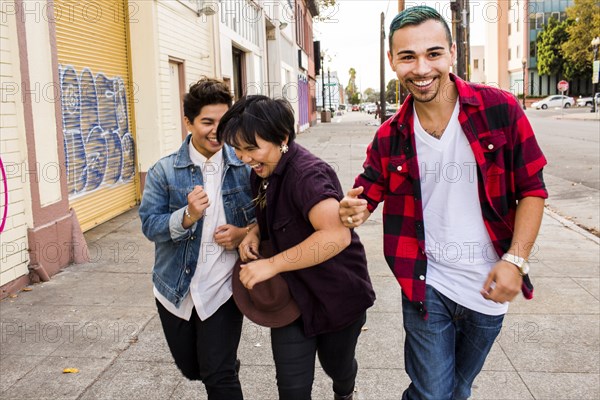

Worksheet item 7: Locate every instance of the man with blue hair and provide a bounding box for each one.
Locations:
[340,6,547,399]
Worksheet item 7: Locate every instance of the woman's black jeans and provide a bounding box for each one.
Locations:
[270,312,367,400]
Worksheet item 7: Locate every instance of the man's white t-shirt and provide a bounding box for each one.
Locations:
[154,143,239,321]
[413,101,508,316]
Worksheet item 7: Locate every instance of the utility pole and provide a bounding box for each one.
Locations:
[380,12,386,124]
[397,0,407,104]
[451,0,469,80]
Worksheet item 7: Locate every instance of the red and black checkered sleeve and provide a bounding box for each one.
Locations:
[509,98,548,200]
[354,128,390,213]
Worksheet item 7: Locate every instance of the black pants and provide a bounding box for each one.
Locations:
[271,313,367,400]
[156,297,243,400]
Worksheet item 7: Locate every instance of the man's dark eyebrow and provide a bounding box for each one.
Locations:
[427,46,446,52]
[395,46,446,56]
[200,117,215,122]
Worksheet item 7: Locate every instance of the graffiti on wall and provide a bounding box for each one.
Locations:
[59,65,135,196]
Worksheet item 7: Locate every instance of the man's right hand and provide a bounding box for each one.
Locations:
[339,186,370,228]
[186,185,210,221]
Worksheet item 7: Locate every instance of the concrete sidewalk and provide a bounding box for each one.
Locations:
[1,113,598,399]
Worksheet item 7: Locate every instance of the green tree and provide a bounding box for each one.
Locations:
[562,0,600,79]
[350,93,360,105]
[536,17,570,77]
[346,68,357,101]
[385,79,399,104]
[363,88,378,102]
[315,0,337,22]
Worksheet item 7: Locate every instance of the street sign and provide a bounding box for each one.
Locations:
[593,60,599,84]
[557,80,569,92]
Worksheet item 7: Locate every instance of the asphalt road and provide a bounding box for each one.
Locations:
[524,108,600,233]
[527,108,599,190]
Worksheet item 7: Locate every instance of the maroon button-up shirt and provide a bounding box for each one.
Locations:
[354,74,548,317]
[254,142,375,336]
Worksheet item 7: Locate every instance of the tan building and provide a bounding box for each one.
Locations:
[484,0,527,95]
[469,45,486,84]
[0,0,321,295]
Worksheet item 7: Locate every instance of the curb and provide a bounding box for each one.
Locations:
[543,207,600,245]
[553,114,600,121]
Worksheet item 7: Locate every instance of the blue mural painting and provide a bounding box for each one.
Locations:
[59,65,135,196]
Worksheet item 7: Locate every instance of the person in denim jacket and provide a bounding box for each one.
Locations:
[139,78,254,400]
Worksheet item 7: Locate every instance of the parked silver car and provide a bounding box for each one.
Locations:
[531,95,575,109]
[576,93,600,107]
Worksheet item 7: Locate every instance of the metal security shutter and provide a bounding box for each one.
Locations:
[55,0,138,232]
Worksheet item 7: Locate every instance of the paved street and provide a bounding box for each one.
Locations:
[1,111,598,399]
[526,108,600,235]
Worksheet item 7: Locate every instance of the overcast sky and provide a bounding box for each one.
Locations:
[313,0,485,93]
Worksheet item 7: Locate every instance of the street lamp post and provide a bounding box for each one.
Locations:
[320,50,330,123]
[327,67,332,113]
[320,51,326,110]
[522,58,527,110]
[591,36,600,113]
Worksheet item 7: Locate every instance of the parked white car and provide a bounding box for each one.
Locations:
[531,95,574,109]
[365,103,377,114]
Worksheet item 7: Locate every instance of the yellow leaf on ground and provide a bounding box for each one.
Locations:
[22,287,33,292]
[62,368,79,374]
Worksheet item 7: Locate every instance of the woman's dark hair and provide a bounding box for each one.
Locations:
[183,77,233,123]
[217,95,296,148]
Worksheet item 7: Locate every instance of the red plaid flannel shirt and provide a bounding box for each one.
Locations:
[355,74,548,317]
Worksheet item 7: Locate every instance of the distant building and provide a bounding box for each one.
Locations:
[470,46,486,84]
[484,0,590,97]
[316,71,343,112]
[526,0,591,96]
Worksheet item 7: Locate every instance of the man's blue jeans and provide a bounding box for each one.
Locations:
[401,285,504,400]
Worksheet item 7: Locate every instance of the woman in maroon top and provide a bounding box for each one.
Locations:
[217,95,375,400]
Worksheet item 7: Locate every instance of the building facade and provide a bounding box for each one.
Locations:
[526,0,591,96]
[470,45,486,83]
[484,0,590,97]
[316,70,343,112]
[0,0,321,295]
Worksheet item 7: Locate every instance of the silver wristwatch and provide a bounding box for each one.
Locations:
[501,253,530,276]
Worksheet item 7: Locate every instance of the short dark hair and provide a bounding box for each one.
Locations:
[388,6,453,51]
[217,95,296,148]
[183,77,232,123]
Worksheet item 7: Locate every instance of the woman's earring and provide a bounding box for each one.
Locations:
[280,143,289,154]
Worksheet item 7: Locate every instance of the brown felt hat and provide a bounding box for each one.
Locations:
[232,241,301,328]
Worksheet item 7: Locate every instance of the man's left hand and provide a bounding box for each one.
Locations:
[481,260,523,303]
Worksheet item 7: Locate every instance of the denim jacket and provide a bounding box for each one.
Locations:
[139,135,255,307]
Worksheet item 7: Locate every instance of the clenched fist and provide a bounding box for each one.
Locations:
[186,185,210,221]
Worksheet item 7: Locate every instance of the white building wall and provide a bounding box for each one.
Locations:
[130,0,161,173]
[156,0,216,156]
[0,8,32,286]
[25,1,60,207]
[484,0,501,88]
[218,0,266,98]
[507,0,525,95]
